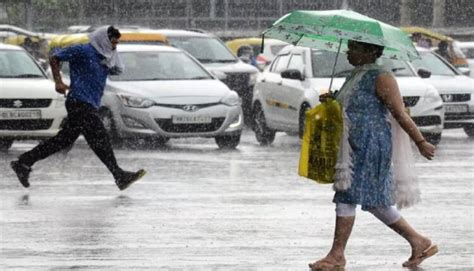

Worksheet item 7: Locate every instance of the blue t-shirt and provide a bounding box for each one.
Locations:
[54,44,109,108]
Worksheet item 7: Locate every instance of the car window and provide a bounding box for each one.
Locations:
[109,51,212,81]
[311,50,353,77]
[311,50,415,78]
[461,48,474,58]
[287,54,304,71]
[167,36,237,63]
[272,54,290,73]
[411,52,457,76]
[270,45,287,55]
[0,49,44,78]
[375,58,415,77]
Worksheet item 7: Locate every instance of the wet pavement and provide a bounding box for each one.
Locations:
[1,129,473,270]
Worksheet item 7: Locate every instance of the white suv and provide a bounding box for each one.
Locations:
[252,45,445,145]
[0,43,67,151]
[411,47,474,137]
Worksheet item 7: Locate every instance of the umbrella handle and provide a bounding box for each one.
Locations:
[329,39,343,93]
[260,34,264,53]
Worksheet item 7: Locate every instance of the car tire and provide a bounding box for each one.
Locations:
[299,103,311,139]
[252,103,275,145]
[423,132,442,145]
[463,125,474,137]
[99,108,121,146]
[215,134,241,149]
[0,139,13,152]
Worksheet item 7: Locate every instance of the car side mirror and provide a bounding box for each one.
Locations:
[458,67,471,76]
[281,69,305,81]
[417,68,431,78]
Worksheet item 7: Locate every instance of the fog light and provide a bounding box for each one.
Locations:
[229,113,242,128]
[122,116,146,129]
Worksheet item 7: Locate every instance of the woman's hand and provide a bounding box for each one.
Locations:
[416,140,435,160]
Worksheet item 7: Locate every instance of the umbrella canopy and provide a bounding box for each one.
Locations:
[263,10,419,62]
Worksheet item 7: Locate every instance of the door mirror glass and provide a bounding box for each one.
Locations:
[417,68,432,78]
[281,69,304,81]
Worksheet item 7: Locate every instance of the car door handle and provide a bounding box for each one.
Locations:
[277,81,282,85]
[261,78,266,82]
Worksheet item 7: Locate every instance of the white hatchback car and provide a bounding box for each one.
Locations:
[252,45,444,145]
[0,43,66,152]
[411,47,474,137]
[100,45,243,149]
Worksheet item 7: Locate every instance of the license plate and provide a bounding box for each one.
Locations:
[0,110,41,119]
[445,104,468,113]
[172,115,212,124]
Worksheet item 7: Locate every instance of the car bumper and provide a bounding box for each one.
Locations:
[442,102,474,128]
[0,106,67,140]
[112,104,243,139]
[408,99,445,135]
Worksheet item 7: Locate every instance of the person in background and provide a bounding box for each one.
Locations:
[435,40,453,63]
[309,40,437,270]
[237,44,258,67]
[11,26,146,191]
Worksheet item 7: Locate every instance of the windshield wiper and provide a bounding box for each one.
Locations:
[188,76,210,80]
[391,67,406,72]
[214,59,237,63]
[13,74,44,78]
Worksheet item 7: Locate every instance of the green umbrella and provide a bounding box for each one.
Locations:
[262,10,419,90]
[263,9,419,62]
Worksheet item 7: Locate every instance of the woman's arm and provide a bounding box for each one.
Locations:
[375,73,435,160]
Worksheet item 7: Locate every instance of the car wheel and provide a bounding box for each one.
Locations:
[423,132,442,145]
[463,125,474,137]
[215,134,241,149]
[299,103,311,139]
[252,103,275,145]
[99,108,121,146]
[0,139,13,152]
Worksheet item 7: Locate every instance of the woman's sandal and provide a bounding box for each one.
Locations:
[402,243,439,268]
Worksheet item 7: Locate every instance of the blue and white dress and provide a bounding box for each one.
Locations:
[332,63,420,210]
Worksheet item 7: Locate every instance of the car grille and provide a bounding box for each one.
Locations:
[155,117,225,133]
[440,94,470,102]
[0,119,53,130]
[445,113,474,120]
[403,96,420,107]
[222,73,250,93]
[0,99,52,108]
[411,116,442,126]
[154,102,220,110]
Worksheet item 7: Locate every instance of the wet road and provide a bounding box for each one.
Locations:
[1,129,473,270]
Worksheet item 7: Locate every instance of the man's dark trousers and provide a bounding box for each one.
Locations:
[19,99,121,176]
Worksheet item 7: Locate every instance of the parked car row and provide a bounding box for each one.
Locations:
[1,27,474,152]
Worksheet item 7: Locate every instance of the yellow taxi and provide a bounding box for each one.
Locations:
[402,26,469,69]
[226,37,289,69]
[48,31,169,50]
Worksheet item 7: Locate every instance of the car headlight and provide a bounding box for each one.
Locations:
[249,72,258,86]
[221,91,240,106]
[117,94,155,108]
[424,86,442,104]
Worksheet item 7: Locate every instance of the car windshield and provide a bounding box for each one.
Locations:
[411,52,458,76]
[311,50,415,78]
[167,36,237,63]
[109,51,213,81]
[0,50,44,78]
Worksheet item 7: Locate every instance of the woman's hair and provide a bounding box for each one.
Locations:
[352,40,385,58]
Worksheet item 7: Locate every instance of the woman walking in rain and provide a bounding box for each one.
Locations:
[309,40,438,270]
[11,26,146,191]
